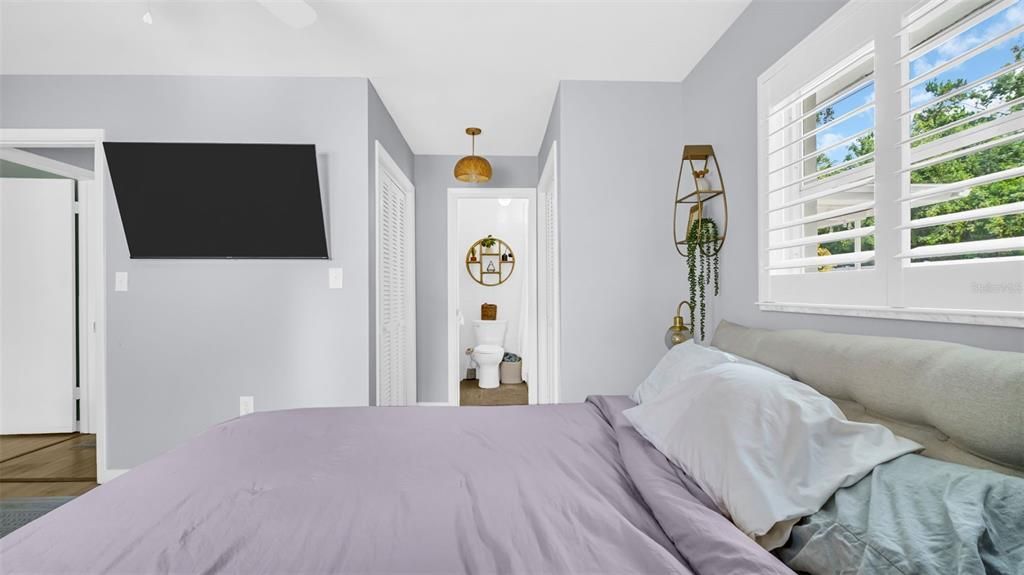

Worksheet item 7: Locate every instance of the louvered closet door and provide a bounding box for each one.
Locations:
[540,190,555,401]
[378,171,414,406]
[537,158,560,405]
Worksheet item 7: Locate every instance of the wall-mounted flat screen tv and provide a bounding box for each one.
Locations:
[104,142,328,259]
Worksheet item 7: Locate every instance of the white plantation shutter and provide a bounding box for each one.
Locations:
[766,48,876,275]
[896,0,1024,313]
[377,169,415,406]
[758,0,1023,324]
[758,0,888,309]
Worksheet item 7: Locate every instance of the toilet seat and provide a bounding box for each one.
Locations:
[473,344,503,357]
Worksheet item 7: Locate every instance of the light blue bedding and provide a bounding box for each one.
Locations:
[777,454,1024,575]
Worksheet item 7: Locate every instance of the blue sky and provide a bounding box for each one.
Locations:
[910,0,1023,106]
[810,0,1023,169]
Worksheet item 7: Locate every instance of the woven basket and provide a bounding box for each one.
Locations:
[481,303,497,321]
[500,361,523,384]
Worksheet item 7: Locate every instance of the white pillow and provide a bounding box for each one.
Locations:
[630,341,736,404]
[624,363,921,550]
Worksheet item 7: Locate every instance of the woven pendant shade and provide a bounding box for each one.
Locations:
[454,127,492,183]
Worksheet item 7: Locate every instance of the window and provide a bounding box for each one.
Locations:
[766,47,876,276]
[758,0,1023,326]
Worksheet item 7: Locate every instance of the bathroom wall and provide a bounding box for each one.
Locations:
[413,154,538,402]
[457,198,530,378]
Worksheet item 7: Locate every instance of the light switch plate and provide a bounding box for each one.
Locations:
[329,267,343,289]
[239,396,254,416]
[114,272,128,292]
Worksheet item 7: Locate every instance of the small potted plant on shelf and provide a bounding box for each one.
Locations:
[481,235,497,254]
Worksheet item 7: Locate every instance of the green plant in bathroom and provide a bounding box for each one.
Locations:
[481,235,497,253]
[686,217,720,341]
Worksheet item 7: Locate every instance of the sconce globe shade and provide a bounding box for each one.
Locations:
[663,311,688,347]
[454,155,492,183]
[665,325,691,349]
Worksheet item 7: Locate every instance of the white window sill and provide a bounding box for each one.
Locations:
[756,302,1024,328]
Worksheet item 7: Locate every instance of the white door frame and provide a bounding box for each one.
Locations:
[447,188,538,406]
[0,129,110,481]
[374,141,417,406]
[537,142,561,405]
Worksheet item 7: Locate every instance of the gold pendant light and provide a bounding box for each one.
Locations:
[454,127,492,183]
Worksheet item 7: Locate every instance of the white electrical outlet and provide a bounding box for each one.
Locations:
[239,396,254,416]
[114,272,128,292]
[329,267,343,289]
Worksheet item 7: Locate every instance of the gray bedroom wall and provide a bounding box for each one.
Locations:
[0,75,375,468]
[679,0,1023,352]
[537,87,561,181]
[367,82,415,406]
[413,154,539,403]
[557,80,686,402]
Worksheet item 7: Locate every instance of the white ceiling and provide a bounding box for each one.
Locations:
[0,1,750,155]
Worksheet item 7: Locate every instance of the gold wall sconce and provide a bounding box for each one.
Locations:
[665,300,695,349]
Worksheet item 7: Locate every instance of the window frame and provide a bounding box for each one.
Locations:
[756,0,1024,328]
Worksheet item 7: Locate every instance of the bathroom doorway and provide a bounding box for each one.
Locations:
[447,188,537,406]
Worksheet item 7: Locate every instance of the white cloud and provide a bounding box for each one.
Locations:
[911,0,1024,79]
[911,90,934,107]
[818,131,847,149]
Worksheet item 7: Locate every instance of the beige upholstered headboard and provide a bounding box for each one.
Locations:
[711,320,1024,477]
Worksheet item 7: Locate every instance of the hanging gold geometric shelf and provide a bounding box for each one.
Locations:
[673,144,728,258]
[466,235,515,286]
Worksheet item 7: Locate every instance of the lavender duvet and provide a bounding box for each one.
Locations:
[0,396,790,574]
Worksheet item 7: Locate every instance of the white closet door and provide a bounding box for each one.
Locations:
[537,146,561,404]
[0,178,76,434]
[377,170,416,406]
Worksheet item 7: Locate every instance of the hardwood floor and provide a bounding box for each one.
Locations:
[460,379,528,406]
[0,434,78,463]
[0,434,98,499]
[0,482,97,498]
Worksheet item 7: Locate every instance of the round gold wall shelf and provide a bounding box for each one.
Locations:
[466,236,515,286]
[673,144,728,258]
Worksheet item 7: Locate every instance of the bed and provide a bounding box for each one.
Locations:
[0,396,787,573]
[1,321,1021,574]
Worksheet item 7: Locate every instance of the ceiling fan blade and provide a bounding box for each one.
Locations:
[255,0,318,29]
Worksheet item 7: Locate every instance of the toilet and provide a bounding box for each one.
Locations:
[471,320,507,389]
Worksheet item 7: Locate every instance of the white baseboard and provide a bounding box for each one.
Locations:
[416,402,454,407]
[98,468,129,484]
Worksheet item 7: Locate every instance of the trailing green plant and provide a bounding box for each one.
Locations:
[685,217,720,340]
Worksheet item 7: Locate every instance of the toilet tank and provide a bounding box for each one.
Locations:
[472,320,507,347]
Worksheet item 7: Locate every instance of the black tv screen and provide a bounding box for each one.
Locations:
[104,142,328,259]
